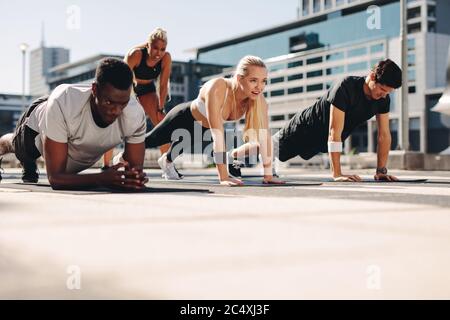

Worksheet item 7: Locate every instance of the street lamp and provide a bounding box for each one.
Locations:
[19,43,29,113]
[399,0,409,150]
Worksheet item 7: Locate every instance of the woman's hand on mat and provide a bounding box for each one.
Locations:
[374,173,398,182]
[220,177,244,186]
[262,176,285,185]
[333,174,362,182]
[101,163,148,190]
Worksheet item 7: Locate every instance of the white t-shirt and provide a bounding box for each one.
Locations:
[26,84,146,173]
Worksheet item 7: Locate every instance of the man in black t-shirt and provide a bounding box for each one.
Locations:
[272,59,402,182]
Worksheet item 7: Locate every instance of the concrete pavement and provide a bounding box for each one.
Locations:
[0,167,449,299]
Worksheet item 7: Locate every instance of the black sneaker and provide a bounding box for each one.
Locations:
[173,166,184,179]
[21,162,39,183]
[228,160,243,178]
[0,158,3,182]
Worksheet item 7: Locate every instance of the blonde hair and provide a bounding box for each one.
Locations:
[234,55,267,142]
[148,27,168,46]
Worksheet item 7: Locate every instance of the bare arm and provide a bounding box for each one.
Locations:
[124,48,152,86]
[328,105,361,182]
[259,98,272,175]
[158,53,172,110]
[375,113,397,181]
[123,141,145,169]
[205,79,231,183]
[328,105,345,178]
[44,137,145,190]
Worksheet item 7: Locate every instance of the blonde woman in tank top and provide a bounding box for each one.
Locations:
[146,55,284,186]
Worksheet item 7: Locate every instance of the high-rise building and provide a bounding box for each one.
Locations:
[195,0,450,154]
[29,45,70,96]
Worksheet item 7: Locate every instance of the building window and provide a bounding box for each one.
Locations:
[313,0,321,13]
[427,5,436,18]
[288,73,303,81]
[408,69,416,82]
[408,54,415,66]
[428,21,436,33]
[270,90,284,97]
[307,56,323,65]
[407,7,421,20]
[288,60,303,68]
[288,113,296,119]
[408,86,416,93]
[370,43,384,54]
[307,70,323,78]
[271,115,285,121]
[288,87,304,94]
[407,38,415,50]
[326,66,344,75]
[348,47,367,58]
[326,52,344,62]
[408,22,421,33]
[302,0,309,15]
[307,84,323,92]
[324,0,332,10]
[336,0,345,6]
[347,61,368,72]
[270,77,284,84]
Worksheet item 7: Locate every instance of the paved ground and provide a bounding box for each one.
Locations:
[0,167,449,299]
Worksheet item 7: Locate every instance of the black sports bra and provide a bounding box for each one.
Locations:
[133,47,162,80]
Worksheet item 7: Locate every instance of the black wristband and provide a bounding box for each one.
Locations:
[376,167,387,174]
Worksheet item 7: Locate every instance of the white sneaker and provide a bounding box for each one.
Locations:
[158,153,182,180]
[112,151,124,165]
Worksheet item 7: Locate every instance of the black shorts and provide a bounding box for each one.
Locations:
[275,127,324,162]
[12,96,48,164]
[134,81,156,97]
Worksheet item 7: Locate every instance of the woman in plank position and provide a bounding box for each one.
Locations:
[146,55,284,186]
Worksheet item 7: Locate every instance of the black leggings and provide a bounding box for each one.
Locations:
[145,102,211,162]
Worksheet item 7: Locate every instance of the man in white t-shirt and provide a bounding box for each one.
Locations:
[0,58,148,190]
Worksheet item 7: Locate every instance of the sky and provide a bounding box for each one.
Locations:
[0,0,300,94]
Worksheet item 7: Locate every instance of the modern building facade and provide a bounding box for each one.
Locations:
[47,55,225,111]
[29,45,70,96]
[195,0,450,154]
[0,94,32,136]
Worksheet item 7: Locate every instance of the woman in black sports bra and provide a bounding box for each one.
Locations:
[103,28,172,167]
[126,28,172,152]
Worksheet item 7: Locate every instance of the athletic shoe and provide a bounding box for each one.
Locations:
[112,151,124,165]
[21,162,39,183]
[272,167,279,178]
[157,153,182,180]
[228,159,244,178]
[173,166,184,179]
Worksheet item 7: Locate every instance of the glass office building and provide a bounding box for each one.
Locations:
[195,0,450,154]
